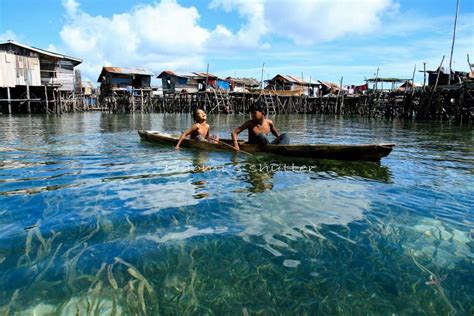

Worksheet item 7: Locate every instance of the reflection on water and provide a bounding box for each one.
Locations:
[240,156,393,194]
[233,181,369,256]
[0,113,472,314]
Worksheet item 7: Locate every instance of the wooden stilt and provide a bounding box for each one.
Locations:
[132,90,135,113]
[44,86,49,113]
[7,87,12,114]
[423,62,427,91]
[58,90,62,115]
[72,84,76,112]
[428,55,445,117]
[26,84,31,113]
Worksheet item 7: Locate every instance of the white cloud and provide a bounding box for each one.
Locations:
[265,0,395,44]
[62,0,79,16]
[58,0,211,81]
[51,0,471,84]
[209,0,267,48]
[57,0,272,81]
[0,30,19,42]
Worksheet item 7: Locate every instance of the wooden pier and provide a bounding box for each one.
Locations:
[102,82,472,123]
[0,86,91,114]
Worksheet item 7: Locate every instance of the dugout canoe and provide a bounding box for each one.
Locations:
[138,130,394,161]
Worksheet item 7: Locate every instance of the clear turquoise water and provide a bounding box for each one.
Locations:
[0,113,472,315]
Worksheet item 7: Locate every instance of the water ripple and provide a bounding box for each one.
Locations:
[0,113,472,314]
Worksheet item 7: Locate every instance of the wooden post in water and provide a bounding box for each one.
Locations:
[410,64,416,97]
[44,86,49,113]
[374,68,380,115]
[72,73,76,112]
[131,89,135,113]
[423,62,427,90]
[204,63,209,111]
[374,67,379,91]
[340,76,344,114]
[411,64,416,88]
[335,76,343,114]
[52,89,56,114]
[403,64,416,117]
[260,63,266,112]
[58,90,62,115]
[7,87,12,114]
[26,84,31,114]
[428,55,445,118]
[448,0,460,84]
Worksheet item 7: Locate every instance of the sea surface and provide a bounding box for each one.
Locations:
[0,113,472,315]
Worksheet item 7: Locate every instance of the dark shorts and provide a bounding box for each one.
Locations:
[192,135,205,141]
[249,133,290,145]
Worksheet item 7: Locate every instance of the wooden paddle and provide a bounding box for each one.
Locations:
[214,139,253,156]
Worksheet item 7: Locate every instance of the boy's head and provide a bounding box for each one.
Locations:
[250,102,266,121]
[194,109,207,122]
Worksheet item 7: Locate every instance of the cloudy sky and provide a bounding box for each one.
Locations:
[1,0,473,85]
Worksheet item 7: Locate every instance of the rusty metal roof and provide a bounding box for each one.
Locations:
[102,66,153,76]
[318,81,340,88]
[98,66,153,82]
[269,74,320,86]
[226,77,260,87]
[157,70,218,79]
[157,70,196,78]
[157,70,177,78]
[192,72,218,79]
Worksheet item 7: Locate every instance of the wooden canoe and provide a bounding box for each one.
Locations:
[137,130,394,161]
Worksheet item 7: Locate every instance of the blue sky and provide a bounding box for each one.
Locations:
[1,0,473,85]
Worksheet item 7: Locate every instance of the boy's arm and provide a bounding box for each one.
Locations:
[231,121,249,150]
[175,125,198,149]
[268,120,280,138]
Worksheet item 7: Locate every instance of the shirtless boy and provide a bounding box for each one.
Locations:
[231,103,289,151]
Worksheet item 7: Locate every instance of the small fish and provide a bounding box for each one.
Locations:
[425,274,447,285]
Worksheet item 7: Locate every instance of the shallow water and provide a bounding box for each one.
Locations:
[0,113,472,315]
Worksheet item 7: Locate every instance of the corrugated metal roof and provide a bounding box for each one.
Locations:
[102,66,153,76]
[157,70,177,78]
[283,75,304,84]
[192,72,218,79]
[270,74,320,86]
[98,66,153,82]
[0,40,82,65]
[157,70,196,78]
[366,77,408,83]
[226,77,260,86]
[157,70,218,79]
[318,81,340,88]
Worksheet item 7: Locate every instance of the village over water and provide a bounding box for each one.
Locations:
[0,40,473,123]
[1,0,474,314]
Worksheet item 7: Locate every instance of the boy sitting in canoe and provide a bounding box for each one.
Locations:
[175,109,218,149]
[231,102,289,151]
